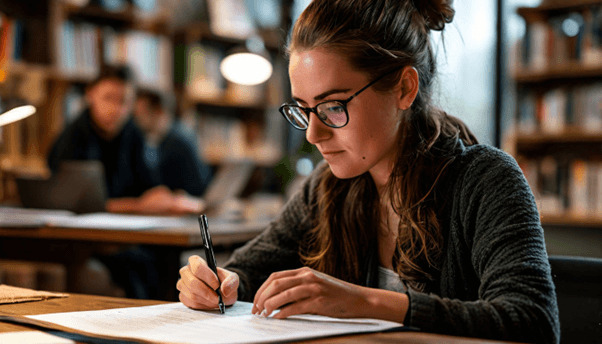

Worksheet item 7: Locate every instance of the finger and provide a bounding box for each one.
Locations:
[263,284,315,317]
[189,255,220,289]
[273,297,318,319]
[253,268,307,310]
[179,290,216,310]
[253,271,312,315]
[217,269,239,300]
[176,274,219,306]
[251,268,305,314]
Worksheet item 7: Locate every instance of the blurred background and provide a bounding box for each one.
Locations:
[0,0,600,259]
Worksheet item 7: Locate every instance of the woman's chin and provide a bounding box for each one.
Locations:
[327,164,363,180]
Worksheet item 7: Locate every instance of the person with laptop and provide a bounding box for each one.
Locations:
[47,64,205,215]
[46,64,207,298]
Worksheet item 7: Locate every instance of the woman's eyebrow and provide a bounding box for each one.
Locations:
[292,88,352,104]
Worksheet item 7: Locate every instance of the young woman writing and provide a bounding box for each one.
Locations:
[177,1,559,342]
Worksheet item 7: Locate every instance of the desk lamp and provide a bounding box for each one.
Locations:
[0,105,36,127]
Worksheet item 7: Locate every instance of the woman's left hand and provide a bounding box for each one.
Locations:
[251,267,371,319]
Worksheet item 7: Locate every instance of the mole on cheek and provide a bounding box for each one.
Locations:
[362,156,366,160]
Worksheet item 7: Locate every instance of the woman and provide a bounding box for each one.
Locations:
[177,0,559,342]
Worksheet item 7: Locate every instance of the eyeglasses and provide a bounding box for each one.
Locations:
[279,70,396,130]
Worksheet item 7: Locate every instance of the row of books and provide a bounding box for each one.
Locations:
[0,13,25,65]
[519,156,602,217]
[206,0,283,39]
[516,82,601,134]
[520,5,601,70]
[56,22,172,91]
[196,110,284,165]
[65,0,158,14]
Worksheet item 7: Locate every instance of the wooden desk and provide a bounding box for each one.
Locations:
[0,293,517,344]
[0,217,269,301]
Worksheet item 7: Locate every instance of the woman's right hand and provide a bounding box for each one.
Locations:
[177,255,239,310]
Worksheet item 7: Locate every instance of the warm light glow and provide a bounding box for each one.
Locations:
[0,105,36,127]
[220,53,272,86]
[0,69,6,83]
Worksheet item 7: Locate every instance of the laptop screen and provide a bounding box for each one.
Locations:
[16,160,107,214]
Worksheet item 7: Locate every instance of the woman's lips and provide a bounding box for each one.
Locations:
[321,150,344,156]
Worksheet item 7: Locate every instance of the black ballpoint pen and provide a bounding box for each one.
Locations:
[198,214,226,314]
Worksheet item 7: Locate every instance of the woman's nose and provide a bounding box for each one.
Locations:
[305,112,332,144]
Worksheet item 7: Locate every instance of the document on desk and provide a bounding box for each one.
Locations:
[23,301,403,344]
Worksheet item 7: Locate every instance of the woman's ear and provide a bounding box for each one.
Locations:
[398,66,419,110]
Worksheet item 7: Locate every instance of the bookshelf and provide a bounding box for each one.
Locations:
[171,1,292,167]
[0,0,173,202]
[508,0,602,228]
[0,0,294,202]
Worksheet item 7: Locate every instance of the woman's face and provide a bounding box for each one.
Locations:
[289,48,403,182]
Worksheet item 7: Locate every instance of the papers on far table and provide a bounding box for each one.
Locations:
[45,213,197,230]
[0,207,196,230]
[20,301,404,344]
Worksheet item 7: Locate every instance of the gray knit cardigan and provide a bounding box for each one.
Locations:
[225,144,560,343]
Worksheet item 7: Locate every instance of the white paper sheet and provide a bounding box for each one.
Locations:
[27,301,403,344]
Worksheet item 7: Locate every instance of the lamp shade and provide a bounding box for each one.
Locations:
[0,105,36,127]
[220,52,273,86]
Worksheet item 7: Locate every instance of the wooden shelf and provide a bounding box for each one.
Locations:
[174,22,282,51]
[513,64,602,84]
[191,97,267,112]
[60,3,170,34]
[517,0,602,20]
[515,132,602,145]
[541,213,602,228]
[514,132,602,156]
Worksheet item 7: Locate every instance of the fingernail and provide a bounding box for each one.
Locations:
[260,309,268,318]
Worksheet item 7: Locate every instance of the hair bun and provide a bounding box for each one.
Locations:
[411,0,455,31]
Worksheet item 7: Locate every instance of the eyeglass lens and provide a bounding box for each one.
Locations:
[283,101,348,129]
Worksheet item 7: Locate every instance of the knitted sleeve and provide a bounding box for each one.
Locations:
[406,146,560,344]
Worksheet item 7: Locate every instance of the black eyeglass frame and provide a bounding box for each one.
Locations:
[279,69,398,130]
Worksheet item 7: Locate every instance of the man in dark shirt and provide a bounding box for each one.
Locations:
[48,65,205,214]
[46,65,202,298]
[48,65,156,199]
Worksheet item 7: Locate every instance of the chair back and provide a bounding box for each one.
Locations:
[548,255,602,344]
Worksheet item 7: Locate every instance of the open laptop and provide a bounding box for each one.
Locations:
[201,160,256,219]
[203,160,255,207]
[16,159,254,215]
[16,160,108,214]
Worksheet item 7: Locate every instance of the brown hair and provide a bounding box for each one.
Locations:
[291,0,478,290]
[88,64,134,89]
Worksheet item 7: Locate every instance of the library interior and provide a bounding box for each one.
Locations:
[0,0,600,343]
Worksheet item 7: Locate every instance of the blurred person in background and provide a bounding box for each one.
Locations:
[47,64,205,299]
[47,64,205,215]
[132,88,212,203]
